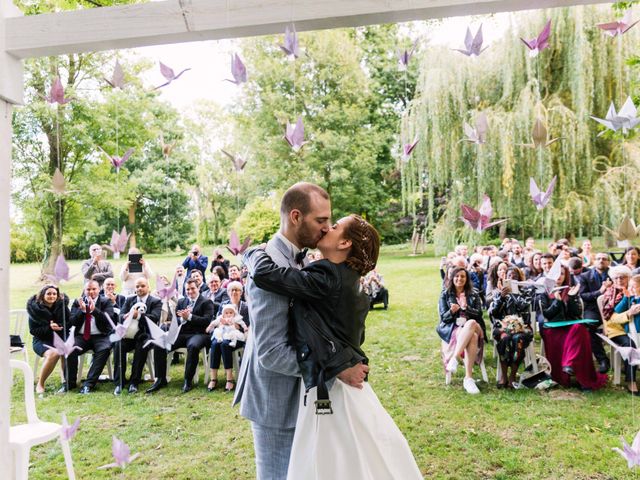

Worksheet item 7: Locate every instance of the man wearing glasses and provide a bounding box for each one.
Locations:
[81,244,114,288]
[579,253,613,373]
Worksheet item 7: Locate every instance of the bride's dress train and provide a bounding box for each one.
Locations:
[286,379,423,480]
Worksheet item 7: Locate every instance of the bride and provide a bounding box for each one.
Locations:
[244,214,422,479]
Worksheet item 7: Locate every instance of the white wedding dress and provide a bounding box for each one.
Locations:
[286,379,423,479]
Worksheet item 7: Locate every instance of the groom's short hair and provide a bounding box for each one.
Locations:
[280,182,329,217]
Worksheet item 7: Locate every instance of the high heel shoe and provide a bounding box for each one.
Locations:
[207,380,218,392]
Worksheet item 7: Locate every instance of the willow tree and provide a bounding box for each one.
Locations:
[401,6,640,251]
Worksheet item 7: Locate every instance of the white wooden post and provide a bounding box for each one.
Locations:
[0,1,23,477]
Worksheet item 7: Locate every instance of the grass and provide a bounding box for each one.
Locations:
[10,245,640,479]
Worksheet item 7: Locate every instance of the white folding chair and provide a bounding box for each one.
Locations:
[10,360,76,480]
[444,340,488,385]
[597,295,622,386]
[10,309,29,364]
[172,347,209,384]
[77,351,113,384]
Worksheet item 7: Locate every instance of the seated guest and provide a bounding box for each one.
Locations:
[174,265,187,298]
[437,267,485,395]
[66,280,115,393]
[540,253,556,275]
[206,303,249,392]
[210,248,230,277]
[27,285,70,394]
[582,239,595,267]
[537,266,607,391]
[119,247,153,296]
[202,274,229,311]
[363,269,389,310]
[601,266,637,394]
[613,274,640,338]
[567,258,586,286]
[113,278,162,395]
[622,247,640,270]
[524,251,543,280]
[468,254,486,302]
[525,237,535,249]
[579,253,612,373]
[221,264,243,289]
[103,277,126,315]
[146,278,215,394]
[488,269,532,388]
[81,244,113,288]
[485,261,508,300]
[439,252,456,284]
[454,244,469,261]
[189,269,209,295]
[182,244,208,282]
[509,242,526,269]
[213,265,227,282]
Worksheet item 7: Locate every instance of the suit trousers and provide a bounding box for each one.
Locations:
[251,422,295,480]
[113,338,150,386]
[66,334,112,388]
[154,333,209,383]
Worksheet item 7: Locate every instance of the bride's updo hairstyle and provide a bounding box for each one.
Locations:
[343,215,380,276]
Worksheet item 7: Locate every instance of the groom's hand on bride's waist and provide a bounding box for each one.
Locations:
[337,363,369,389]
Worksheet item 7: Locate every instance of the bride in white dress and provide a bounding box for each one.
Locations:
[245,214,423,480]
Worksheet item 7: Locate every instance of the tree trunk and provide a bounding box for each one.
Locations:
[128,201,137,248]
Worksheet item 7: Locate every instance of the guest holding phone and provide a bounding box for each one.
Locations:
[120,247,153,296]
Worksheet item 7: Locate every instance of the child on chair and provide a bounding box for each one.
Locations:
[206,304,247,348]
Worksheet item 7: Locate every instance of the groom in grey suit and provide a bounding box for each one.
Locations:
[234,182,369,480]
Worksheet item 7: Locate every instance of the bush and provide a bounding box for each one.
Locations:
[233,196,280,244]
[10,222,44,263]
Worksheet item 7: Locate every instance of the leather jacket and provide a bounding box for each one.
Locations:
[244,249,368,413]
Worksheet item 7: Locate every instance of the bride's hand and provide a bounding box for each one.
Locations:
[337,363,369,389]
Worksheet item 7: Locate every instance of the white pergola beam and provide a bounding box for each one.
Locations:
[6,0,611,59]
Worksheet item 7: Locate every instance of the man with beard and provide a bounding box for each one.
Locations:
[233,182,369,480]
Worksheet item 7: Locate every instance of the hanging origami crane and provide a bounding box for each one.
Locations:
[280,24,300,59]
[461,112,488,145]
[60,414,80,441]
[529,176,557,210]
[105,60,126,89]
[98,146,134,172]
[46,77,73,105]
[160,134,176,158]
[221,149,248,172]
[98,436,141,470]
[521,20,552,57]
[284,116,307,152]
[454,24,488,57]
[155,274,177,302]
[45,254,77,284]
[225,54,247,85]
[104,312,134,343]
[155,62,191,89]
[612,430,640,469]
[460,195,507,232]
[227,230,251,256]
[144,315,181,350]
[397,41,418,71]
[104,227,130,256]
[603,215,640,246]
[591,97,640,136]
[597,9,639,37]
[44,327,82,358]
[401,136,419,161]
[519,118,561,148]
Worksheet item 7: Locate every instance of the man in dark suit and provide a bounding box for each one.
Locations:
[64,280,115,394]
[146,278,215,394]
[579,252,613,373]
[189,269,209,295]
[113,278,162,395]
[103,277,126,314]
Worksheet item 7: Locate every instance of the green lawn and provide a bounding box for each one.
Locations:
[10,246,639,479]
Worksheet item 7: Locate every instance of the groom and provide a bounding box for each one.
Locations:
[234,182,369,479]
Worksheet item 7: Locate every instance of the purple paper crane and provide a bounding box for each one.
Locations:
[462,112,488,145]
[104,227,130,255]
[280,24,300,59]
[591,97,640,136]
[529,176,557,210]
[227,230,251,256]
[284,116,307,152]
[45,254,76,284]
[460,195,507,232]
[99,146,134,172]
[613,430,640,469]
[155,62,191,89]
[105,60,125,89]
[104,312,133,343]
[454,24,488,57]
[225,54,247,85]
[155,274,177,302]
[221,149,248,172]
[397,41,417,71]
[60,414,80,441]
[401,136,419,162]
[519,118,561,149]
[521,20,552,58]
[597,9,639,37]
[98,436,140,470]
[46,77,72,105]
[44,327,83,358]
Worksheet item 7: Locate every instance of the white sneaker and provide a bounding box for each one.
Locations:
[463,377,480,394]
[446,356,458,373]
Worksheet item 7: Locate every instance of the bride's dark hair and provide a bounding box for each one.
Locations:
[343,215,380,276]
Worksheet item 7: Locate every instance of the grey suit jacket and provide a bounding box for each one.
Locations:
[233,233,301,429]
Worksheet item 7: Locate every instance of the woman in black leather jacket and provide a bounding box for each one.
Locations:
[27,284,70,394]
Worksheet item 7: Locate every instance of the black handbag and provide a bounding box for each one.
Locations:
[10,334,24,348]
[436,321,454,342]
